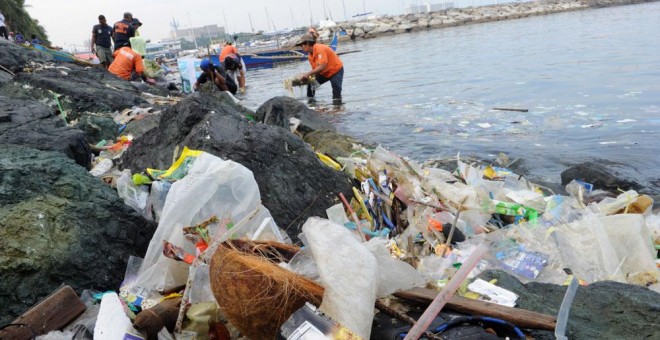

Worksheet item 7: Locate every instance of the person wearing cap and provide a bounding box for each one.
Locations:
[131,18,142,36]
[30,34,42,45]
[108,46,155,85]
[112,12,135,49]
[193,59,237,94]
[296,32,344,104]
[223,53,246,94]
[92,15,114,68]
[0,11,8,40]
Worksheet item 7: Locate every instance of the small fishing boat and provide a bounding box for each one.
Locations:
[31,44,96,66]
[209,33,338,70]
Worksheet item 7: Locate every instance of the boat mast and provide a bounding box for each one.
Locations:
[308,0,314,26]
[248,13,255,33]
[342,0,348,22]
[187,12,198,49]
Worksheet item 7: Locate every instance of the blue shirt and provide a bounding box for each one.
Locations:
[92,23,113,48]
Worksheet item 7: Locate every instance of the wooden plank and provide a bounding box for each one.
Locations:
[394,287,557,331]
[0,285,86,339]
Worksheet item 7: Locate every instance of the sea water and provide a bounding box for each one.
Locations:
[241,2,660,186]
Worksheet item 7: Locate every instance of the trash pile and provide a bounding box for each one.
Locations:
[5,137,658,339]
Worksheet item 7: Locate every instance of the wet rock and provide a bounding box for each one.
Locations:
[0,96,91,167]
[0,63,148,121]
[74,113,118,145]
[479,270,660,339]
[560,161,644,193]
[120,92,354,241]
[0,38,53,73]
[122,114,162,140]
[0,145,156,324]
[255,96,335,136]
[304,130,373,160]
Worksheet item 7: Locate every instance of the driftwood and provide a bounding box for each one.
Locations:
[134,297,182,340]
[0,285,86,339]
[493,107,529,112]
[394,287,557,331]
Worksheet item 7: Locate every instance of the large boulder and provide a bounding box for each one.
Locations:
[304,130,373,160]
[120,93,354,241]
[0,96,91,167]
[0,145,157,324]
[0,38,54,73]
[74,113,119,145]
[479,270,660,339]
[255,96,335,136]
[0,64,148,121]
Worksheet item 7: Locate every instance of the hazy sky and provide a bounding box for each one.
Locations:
[25,0,410,49]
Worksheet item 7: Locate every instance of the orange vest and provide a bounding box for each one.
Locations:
[108,47,145,80]
[308,43,343,78]
[219,45,238,62]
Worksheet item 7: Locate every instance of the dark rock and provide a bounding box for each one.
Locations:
[0,96,92,168]
[478,270,660,339]
[0,145,157,324]
[74,113,119,144]
[122,114,162,140]
[0,39,54,73]
[561,161,644,193]
[304,130,373,160]
[255,96,336,136]
[120,92,354,242]
[0,63,148,121]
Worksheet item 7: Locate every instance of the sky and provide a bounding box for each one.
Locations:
[24,0,414,50]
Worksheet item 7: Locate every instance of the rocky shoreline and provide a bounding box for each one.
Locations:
[319,0,658,40]
[1,17,659,337]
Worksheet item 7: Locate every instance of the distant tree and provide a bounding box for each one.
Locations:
[0,0,50,45]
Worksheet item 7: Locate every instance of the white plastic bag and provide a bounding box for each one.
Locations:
[148,180,172,223]
[135,152,265,291]
[302,217,377,339]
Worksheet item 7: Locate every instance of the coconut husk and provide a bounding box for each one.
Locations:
[210,241,324,340]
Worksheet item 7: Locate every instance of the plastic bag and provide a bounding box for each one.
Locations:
[302,217,377,339]
[135,152,265,291]
[365,238,426,297]
[117,169,151,220]
[149,180,172,222]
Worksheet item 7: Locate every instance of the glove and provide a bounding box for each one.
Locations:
[239,87,246,94]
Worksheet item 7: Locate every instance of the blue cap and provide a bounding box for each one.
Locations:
[200,59,212,71]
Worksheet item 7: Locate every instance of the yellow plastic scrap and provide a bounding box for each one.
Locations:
[316,152,341,170]
[352,187,374,228]
[147,147,203,181]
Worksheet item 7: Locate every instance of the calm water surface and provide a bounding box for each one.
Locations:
[240,3,660,185]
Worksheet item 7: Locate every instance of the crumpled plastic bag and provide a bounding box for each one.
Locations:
[302,217,377,339]
[134,152,267,291]
[117,169,151,220]
[365,237,426,297]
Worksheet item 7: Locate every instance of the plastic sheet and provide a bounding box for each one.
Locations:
[302,217,377,339]
[135,152,264,291]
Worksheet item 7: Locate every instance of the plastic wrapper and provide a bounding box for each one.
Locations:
[302,217,377,339]
[587,190,640,215]
[135,152,265,291]
[89,158,113,177]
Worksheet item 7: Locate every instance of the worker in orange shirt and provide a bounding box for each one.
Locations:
[219,41,238,63]
[108,46,155,84]
[296,32,344,104]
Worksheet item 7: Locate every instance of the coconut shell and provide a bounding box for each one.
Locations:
[210,244,324,340]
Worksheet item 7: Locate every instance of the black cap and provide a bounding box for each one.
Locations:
[132,18,143,27]
[98,15,106,20]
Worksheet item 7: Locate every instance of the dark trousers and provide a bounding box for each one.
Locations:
[307,67,344,100]
[0,27,8,40]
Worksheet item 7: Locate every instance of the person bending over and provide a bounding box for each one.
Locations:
[108,46,155,84]
[223,53,246,94]
[193,59,237,94]
[296,32,344,104]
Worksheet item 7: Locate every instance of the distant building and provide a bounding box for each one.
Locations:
[175,25,226,42]
[405,1,455,14]
[145,38,182,59]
